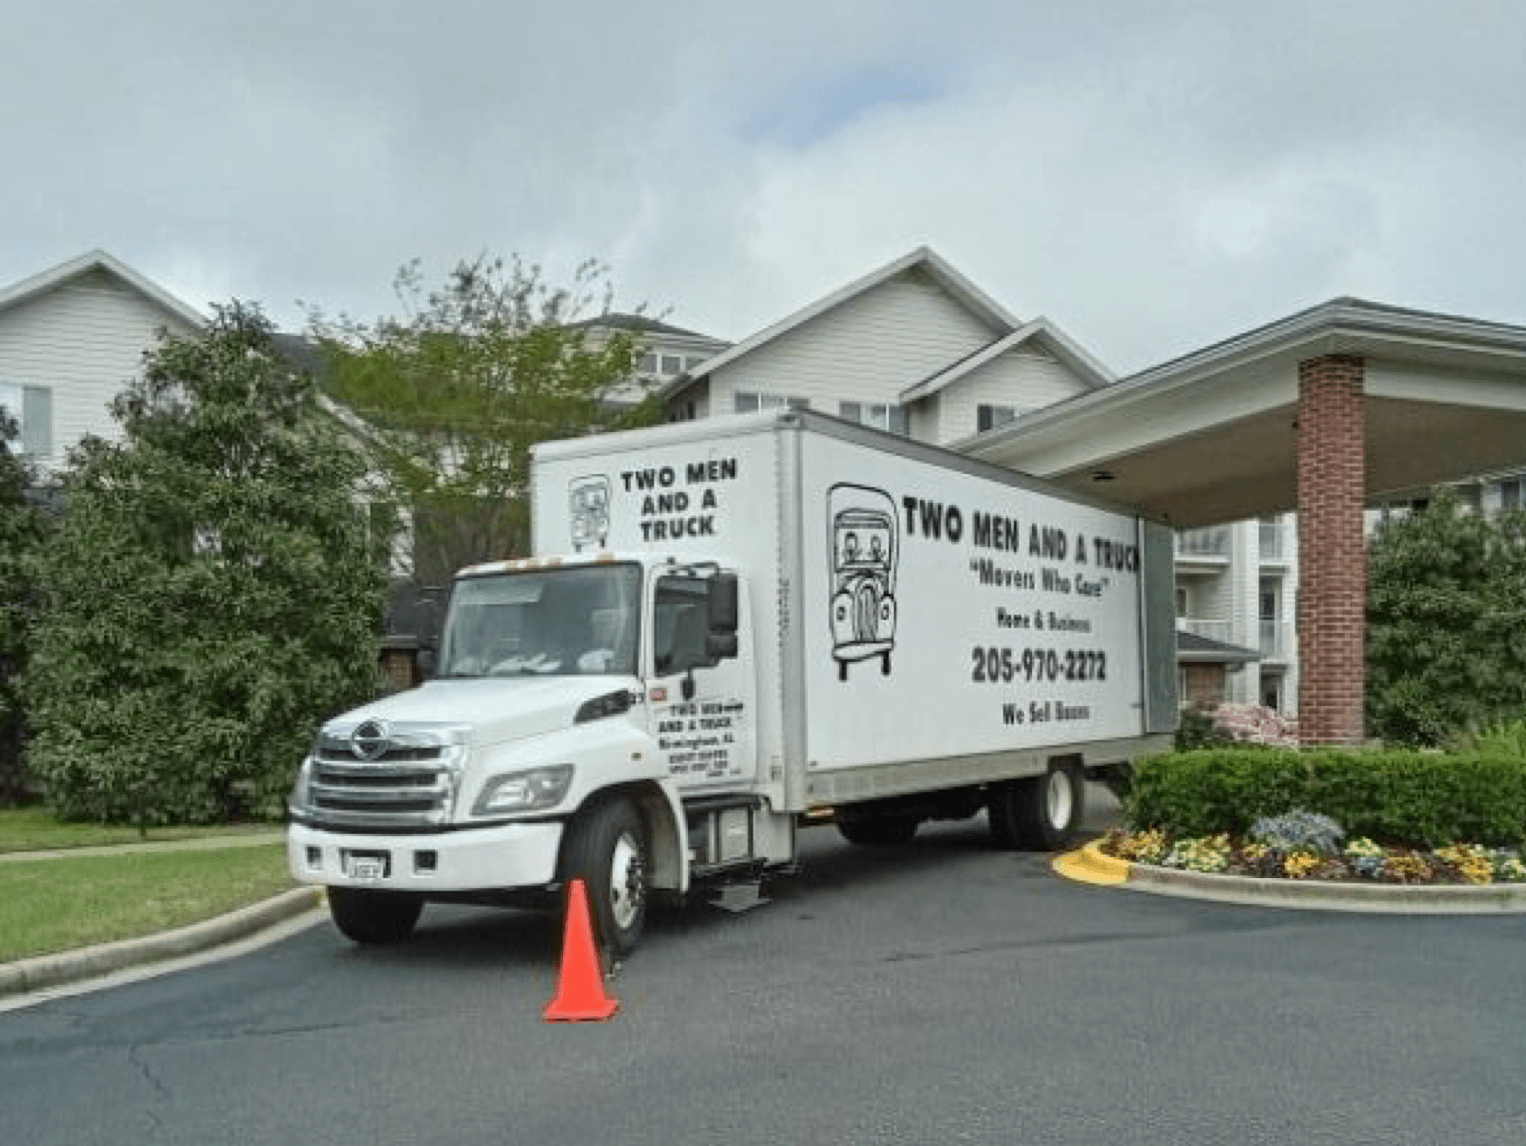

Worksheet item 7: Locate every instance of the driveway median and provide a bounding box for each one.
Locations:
[1055,838,1526,913]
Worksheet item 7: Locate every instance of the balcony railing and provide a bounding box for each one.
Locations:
[1176,526,1232,558]
[1259,620,1295,658]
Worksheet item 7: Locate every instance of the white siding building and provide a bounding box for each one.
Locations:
[664,247,1112,443]
[1174,516,1299,712]
[663,247,1280,711]
[0,250,205,473]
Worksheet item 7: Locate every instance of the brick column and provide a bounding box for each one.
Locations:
[1296,355,1366,744]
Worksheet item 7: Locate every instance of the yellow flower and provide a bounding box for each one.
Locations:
[1283,851,1325,879]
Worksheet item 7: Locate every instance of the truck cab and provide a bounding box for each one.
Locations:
[288,553,781,956]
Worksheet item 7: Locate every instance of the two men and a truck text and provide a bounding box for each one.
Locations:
[287,409,1178,954]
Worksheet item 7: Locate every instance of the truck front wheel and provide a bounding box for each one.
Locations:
[328,887,424,944]
[562,799,650,958]
[988,759,1085,851]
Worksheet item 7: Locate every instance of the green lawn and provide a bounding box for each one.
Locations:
[0,844,297,964]
[0,807,280,854]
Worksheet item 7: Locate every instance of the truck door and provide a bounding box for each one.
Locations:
[648,573,756,791]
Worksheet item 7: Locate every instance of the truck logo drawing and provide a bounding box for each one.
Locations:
[828,483,898,680]
[569,475,612,551]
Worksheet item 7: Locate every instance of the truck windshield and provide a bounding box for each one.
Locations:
[437,563,642,678]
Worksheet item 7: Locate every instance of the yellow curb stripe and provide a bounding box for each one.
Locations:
[1052,839,1134,886]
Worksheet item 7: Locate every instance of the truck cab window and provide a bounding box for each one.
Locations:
[439,564,641,678]
[653,578,714,676]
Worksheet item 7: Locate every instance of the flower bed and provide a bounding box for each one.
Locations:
[1100,827,1526,886]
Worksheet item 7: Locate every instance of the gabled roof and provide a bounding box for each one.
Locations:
[1176,630,1261,663]
[0,249,207,329]
[899,316,1115,403]
[667,246,1021,395]
[569,311,720,340]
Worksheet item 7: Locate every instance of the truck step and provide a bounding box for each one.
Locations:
[707,880,771,913]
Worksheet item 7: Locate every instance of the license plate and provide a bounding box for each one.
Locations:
[344,852,389,881]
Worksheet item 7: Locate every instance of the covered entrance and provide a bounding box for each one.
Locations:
[962,298,1526,743]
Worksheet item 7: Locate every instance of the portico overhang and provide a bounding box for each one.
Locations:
[958,298,1526,527]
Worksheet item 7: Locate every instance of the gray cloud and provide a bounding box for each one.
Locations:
[6,0,1526,374]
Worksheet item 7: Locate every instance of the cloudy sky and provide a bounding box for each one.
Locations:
[6,0,1525,374]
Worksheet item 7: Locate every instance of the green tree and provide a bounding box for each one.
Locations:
[307,254,660,585]
[24,303,389,824]
[0,408,48,804]
[1366,487,1526,745]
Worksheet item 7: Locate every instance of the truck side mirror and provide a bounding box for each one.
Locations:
[709,574,738,633]
[707,574,739,661]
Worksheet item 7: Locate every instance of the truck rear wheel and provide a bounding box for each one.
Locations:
[989,759,1085,851]
[562,799,650,958]
[328,887,424,944]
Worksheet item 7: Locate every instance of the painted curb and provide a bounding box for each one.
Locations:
[1053,839,1526,914]
[0,887,324,999]
[1051,839,1133,885]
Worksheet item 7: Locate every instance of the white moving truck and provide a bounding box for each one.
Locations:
[288,410,1177,953]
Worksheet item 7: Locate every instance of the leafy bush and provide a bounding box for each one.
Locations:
[1126,747,1526,848]
[1367,488,1526,745]
[0,408,49,805]
[1457,720,1526,759]
[24,305,388,824]
[1174,705,1223,751]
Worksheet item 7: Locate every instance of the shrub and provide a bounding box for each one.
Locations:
[1125,747,1526,849]
[1249,810,1344,855]
[1459,720,1526,759]
[1174,705,1223,751]
[1211,703,1300,747]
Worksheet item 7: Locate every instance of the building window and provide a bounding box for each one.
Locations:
[638,353,658,375]
[734,391,807,414]
[1259,581,1278,621]
[660,354,683,376]
[1501,479,1522,510]
[977,404,1023,433]
[1175,586,1188,617]
[839,401,907,435]
[1261,676,1282,712]
[0,384,52,458]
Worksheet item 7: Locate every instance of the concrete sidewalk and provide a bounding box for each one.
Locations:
[0,829,286,863]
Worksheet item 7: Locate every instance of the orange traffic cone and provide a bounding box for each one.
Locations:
[543,879,620,1022]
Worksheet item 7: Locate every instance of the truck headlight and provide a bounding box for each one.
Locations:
[288,755,315,813]
[472,765,574,816]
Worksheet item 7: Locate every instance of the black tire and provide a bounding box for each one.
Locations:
[328,887,424,944]
[562,799,650,958]
[988,759,1086,851]
[836,813,921,846]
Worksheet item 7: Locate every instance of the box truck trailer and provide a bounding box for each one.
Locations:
[288,410,1177,953]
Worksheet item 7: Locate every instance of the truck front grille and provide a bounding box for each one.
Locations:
[307,746,455,829]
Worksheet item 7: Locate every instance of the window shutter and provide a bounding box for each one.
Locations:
[22,386,52,457]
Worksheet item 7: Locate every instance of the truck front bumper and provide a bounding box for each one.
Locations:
[288,820,564,894]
